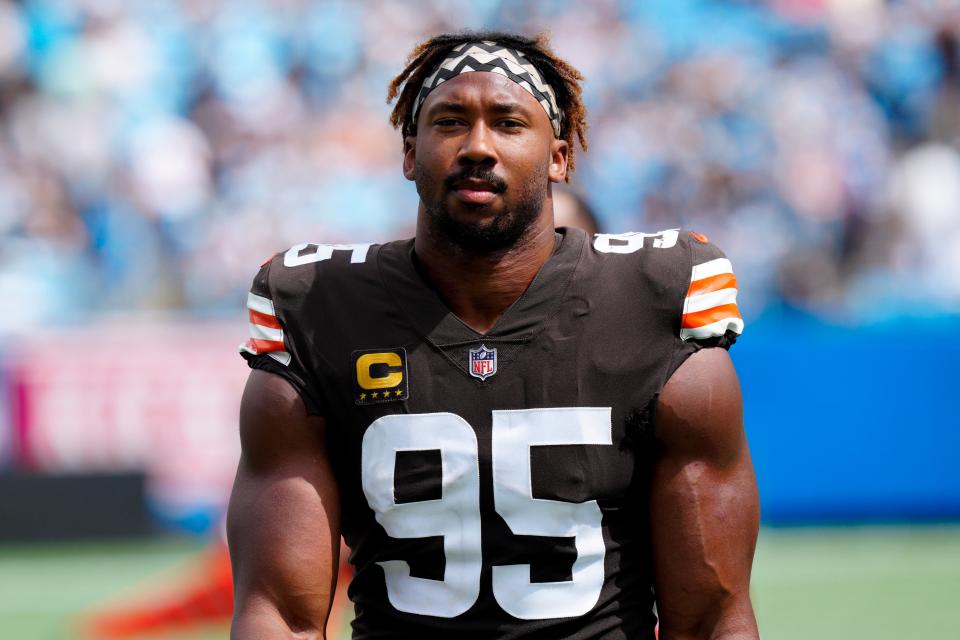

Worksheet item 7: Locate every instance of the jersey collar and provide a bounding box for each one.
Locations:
[377,227,586,348]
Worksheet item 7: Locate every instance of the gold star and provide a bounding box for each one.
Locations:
[395,389,403,397]
[371,392,379,399]
[359,393,367,401]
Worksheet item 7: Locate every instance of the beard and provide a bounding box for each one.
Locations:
[416,161,548,254]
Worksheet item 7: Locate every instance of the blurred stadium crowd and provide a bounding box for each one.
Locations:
[1,0,959,333]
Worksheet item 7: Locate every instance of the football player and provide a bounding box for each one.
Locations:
[229,32,760,640]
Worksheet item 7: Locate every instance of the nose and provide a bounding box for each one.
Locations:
[457,120,497,166]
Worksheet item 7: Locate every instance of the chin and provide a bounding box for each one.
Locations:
[460,199,515,221]
[425,189,542,253]
[445,206,508,230]
[437,214,531,254]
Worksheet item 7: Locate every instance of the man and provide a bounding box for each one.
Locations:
[229,32,759,640]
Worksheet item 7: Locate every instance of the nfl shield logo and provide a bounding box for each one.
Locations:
[469,344,497,381]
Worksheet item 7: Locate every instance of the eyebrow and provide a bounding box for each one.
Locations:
[487,101,532,115]
[425,100,533,117]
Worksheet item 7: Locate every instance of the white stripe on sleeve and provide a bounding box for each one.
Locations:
[684,288,739,314]
[268,351,292,366]
[690,258,734,282]
[680,317,745,340]
[247,292,276,316]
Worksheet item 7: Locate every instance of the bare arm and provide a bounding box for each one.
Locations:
[228,369,341,639]
[651,348,760,640]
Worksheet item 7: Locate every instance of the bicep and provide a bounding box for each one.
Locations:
[650,348,759,640]
[228,369,341,638]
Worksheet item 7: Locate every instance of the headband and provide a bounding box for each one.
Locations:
[411,41,562,137]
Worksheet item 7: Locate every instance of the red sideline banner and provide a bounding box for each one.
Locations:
[9,320,248,525]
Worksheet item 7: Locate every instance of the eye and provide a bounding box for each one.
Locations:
[434,118,464,127]
[498,119,525,129]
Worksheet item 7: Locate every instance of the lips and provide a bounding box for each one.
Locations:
[454,187,499,205]
[448,175,505,205]
[452,178,500,192]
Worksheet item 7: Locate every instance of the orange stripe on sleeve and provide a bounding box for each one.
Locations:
[248,308,282,329]
[682,303,742,329]
[687,272,738,297]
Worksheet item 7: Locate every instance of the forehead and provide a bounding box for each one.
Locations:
[420,72,548,119]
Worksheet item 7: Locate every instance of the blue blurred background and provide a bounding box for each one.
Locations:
[0,1,958,638]
[1,0,959,327]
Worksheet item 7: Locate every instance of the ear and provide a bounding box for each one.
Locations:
[548,138,569,183]
[402,136,417,181]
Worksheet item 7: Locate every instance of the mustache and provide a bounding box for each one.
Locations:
[443,167,508,193]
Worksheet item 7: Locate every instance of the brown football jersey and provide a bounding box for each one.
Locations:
[240,227,743,639]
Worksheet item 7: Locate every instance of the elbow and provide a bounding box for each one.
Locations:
[659,590,758,640]
[231,597,327,640]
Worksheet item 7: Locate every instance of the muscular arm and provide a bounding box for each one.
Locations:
[228,369,341,639]
[651,348,760,640]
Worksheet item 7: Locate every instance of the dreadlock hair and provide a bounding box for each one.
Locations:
[387,31,588,179]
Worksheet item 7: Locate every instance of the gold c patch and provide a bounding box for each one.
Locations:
[352,348,409,405]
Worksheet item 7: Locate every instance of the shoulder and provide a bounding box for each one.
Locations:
[588,228,720,274]
[586,228,743,344]
[240,240,387,371]
[252,241,383,303]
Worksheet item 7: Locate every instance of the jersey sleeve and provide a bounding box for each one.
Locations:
[238,256,324,415]
[646,230,745,401]
[679,234,744,349]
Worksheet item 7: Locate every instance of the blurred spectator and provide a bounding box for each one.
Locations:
[554,187,601,235]
[0,0,958,329]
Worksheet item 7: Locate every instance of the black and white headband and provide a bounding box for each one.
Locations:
[411,41,562,137]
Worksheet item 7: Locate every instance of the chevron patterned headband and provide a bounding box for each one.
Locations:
[411,41,562,137]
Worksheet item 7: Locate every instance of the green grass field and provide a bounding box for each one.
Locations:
[0,526,957,639]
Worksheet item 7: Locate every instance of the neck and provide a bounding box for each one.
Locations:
[413,211,557,334]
